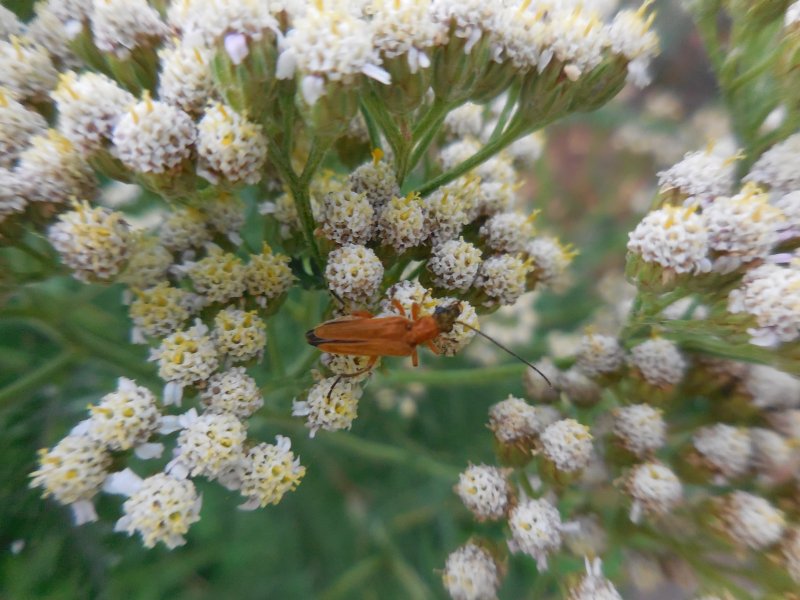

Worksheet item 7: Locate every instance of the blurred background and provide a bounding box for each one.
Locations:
[0,1,728,598]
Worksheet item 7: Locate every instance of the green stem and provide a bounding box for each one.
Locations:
[362,92,406,163]
[320,557,383,600]
[299,135,334,185]
[411,98,451,142]
[0,350,74,409]
[656,320,800,375]
[359,101,382,150]
[267,326,285,377]
[415,120,527,196]
[63,326,156,380]
[375,363,525,387]
[261,413,461,480]
[289,183,324,269]
[488,81,520,141]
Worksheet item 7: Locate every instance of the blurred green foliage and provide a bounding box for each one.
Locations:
[0,1,716,598]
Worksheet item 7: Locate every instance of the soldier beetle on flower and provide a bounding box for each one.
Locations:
[306,298,552,397]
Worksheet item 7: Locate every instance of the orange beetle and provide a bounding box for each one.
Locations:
[306,299,551,386]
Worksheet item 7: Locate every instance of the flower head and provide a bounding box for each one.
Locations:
[112,95,196,174]
[576,333,624,377]
[239,436,306,510]
[52,71,135,154]
[629,338,686,387]
[627,205,711,275]
[172,410,247,480]
[0,89,47,167]
[658,147,737,201]
[377,192,427,253]
[348,153,400,209]
[129,283,195,339]
[540,418,593,473]
[48,200,132,283]
[728,263,800,347]
[118,235,174,289]
[150,320,219,391]
[455,464,511,521]
[292,377,362,437]
[693,424,752,481]
[200,367,263,419]
[567,557,622,600]
[212,307,267,363]
[428,238,482,292]
[704,183,782,272]
[158,207,212,253]
[115,473,201,549]
[86,378,159,451]
[16,130,96,204]
[370,0,445,72]
[277,4,389,104]
[716,491,785,550]
[475,254,531,307]
[90,0,167,58]
[507,497,565,570]
[612,404,666,458]
[30,434,111,515]
[442,542,501,600]
[624,461,682,523]
[158,41,216,115]
[324,244,384,304]
[197,103,267,185]
[245,243,295,306]
[184,244,247,304]
[488,395,558,446]
[320,189,375,245]
[745,133,800,193]
[0,37,58,101]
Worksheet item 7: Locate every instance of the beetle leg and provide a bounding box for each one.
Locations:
[326,356,379,400]
[412,348,419,367]
[425,340,440,355]
[351,310,374,318]
[411,302,421,320]
[327,375,344,400]
[391,298,407,317]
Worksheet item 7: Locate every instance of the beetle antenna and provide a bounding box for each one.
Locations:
[456,321,552,387]
[329,290,345,308]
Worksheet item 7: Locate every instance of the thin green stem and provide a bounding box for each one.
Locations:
[0,350,74,409]
[267,326,285,377]
[375,363,525,387]
[362,92,405,162]
[63,325,156,380]
[415,120,527,196]
[261,413,461,480]
[488,82,520,141]
[411,98,451,142]
[299,135,334,185]
[359,101,382,150]
[320,557,383,600]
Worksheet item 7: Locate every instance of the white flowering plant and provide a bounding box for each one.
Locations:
[1,0,799,598]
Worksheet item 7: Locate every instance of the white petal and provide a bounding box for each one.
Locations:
[159,414,183,434]
[71,500,98,525]
[362,63,391,85]
[163,381,184,406]
[276,49,297,79]
[301,75,325,105]
[166,458,190,480]
[134,442,164,460]
[103,468,144,496]
[224,33,249,65]
[238,497,260,511]
[70,419,91,436]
